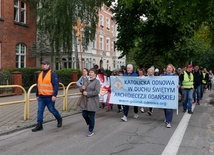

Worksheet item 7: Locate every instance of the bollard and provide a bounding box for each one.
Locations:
[12,71,23,95]
[71,71,78,82]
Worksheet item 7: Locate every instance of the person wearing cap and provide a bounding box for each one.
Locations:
[32,60,62,132]
[179,64,194,114]
[154,68,159,76]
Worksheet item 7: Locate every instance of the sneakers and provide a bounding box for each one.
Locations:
[193,101,197,104]
[188,111,193,114]
[117,109,122,113]
[183,109,187,112]
[133,113,138,119]
[148,111,152,116]
[87,132,94,137]
[121,116,127,122]
[140,107,144,113]
[166,123,171,128]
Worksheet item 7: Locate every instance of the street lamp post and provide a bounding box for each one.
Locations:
[73,19,85,70]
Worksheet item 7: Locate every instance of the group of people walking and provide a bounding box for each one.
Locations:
[31,60,213,137]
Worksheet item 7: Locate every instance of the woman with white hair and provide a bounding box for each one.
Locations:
[121,64,139,122]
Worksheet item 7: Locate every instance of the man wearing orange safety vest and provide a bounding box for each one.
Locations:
[32,60,62,132]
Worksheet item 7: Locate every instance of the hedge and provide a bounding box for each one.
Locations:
[5,68,81,91]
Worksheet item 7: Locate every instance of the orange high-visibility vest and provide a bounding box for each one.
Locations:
[37,70,53,96]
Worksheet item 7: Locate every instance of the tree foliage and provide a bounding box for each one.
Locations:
[112,0,214,68]
[28,0,106,58]
[28,31,51,64]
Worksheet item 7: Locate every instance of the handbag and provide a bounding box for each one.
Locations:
[77,95,83,106]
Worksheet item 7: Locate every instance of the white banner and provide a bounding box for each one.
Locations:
[109,76,179,109]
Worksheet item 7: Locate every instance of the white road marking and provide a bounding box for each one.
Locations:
[161,104,196,155]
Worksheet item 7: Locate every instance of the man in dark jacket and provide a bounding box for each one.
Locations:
[193,65,203,105]
[32,60,62,132]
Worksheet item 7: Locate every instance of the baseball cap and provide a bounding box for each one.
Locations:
[41,60,50,65]
[154,68,159,72]
[186,65,193,69]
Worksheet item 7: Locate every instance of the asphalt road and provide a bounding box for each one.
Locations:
[0,98,213,155]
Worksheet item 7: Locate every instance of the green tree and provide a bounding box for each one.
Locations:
[29,31,51,64]
[112,0,214,68]
[29,0,106,68]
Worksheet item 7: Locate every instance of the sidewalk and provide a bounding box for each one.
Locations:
[0,88,214,136]
[0,88,81,136]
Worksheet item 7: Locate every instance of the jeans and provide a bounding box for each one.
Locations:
[148,107,153,112]
[182,89,193,111]
[193,85,201,102]
[164,109,173,124]
[82,110,95,132]
[123,106,138,117]
[201,84,206,98]
[37,97,61,124]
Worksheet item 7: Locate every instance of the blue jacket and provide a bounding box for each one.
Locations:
[76,76,90,87]
[123,72,138,76]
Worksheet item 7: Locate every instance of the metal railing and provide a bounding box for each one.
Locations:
[0,82,76,120]
[0,85,27,120]
[64,82,81,111]
[27,83,65,119]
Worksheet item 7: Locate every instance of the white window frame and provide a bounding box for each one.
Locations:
[92,35,96,49]
[106,17,110,30]
[72,57,76,69]
[20,1,26,23]
[0,0,2,18]
[16,44,26,68]
[84,58,89,69]
[106,38,110,51]
[14,0,19,22]
[92,41,95,49]
[14,0,26,24]
[99,15,104,27]
[99,36,104,50]
[92,59,96,67]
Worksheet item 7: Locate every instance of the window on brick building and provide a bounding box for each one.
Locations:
[0,0,2,18]
[16,44,26,68]
[14,0,26,23]
[106,18,110,30]
[99,15,104,27]
[99,36,103,50]
[106,38,110,51]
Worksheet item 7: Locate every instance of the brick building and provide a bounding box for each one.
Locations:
[77,4,126,70]
[0,2,125,71]
[0,0,36,70]
[53,4,126,71]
